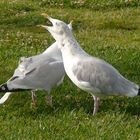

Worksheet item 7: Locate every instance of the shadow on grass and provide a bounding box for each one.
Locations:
[100,96,140,116]
[0,90,140,119]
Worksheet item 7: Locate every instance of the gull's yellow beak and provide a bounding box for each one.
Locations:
[36,24,47,29]
[41,13,51,20]
[37,13,52,30]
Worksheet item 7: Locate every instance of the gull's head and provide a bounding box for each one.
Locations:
[39,13,72,41]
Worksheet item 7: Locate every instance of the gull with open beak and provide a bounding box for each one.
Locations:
[44,15,140,115]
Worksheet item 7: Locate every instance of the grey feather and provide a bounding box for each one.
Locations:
[7,57,65,91]
[72,56,139,97]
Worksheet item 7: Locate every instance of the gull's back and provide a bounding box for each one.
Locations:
[6,42,65,91]
[72,56,139,97]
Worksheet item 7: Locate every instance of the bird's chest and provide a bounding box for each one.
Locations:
[61,48,83,85]
[63,57,80,86]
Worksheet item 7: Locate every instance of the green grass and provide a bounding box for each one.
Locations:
[0,0,140,139]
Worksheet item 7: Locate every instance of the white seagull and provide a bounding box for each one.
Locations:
[0,42,64,106]
[0,22,72,106]
[42,15,140,115]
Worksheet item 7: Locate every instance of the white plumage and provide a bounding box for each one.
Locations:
[44,15,140,114]
[0,42,64,106]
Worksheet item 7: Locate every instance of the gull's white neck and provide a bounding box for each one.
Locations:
[57,32,88,80]
[59,34,88,60]
[58,34,88,86]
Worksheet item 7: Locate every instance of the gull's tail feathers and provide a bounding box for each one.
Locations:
[0,92,12,104]
[138,88,140,96]
[0,83,30,92]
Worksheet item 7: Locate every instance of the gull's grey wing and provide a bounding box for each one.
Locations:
[7,57,65,90]
[7,55,52,83]
[11,57,35,78]
[72,57,138,96]
[11,53,50,79]
[35,60,65,90]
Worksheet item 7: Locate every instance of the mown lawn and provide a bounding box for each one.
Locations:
[0,0,140,139]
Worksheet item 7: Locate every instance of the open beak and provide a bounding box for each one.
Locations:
[41,13,54,26]
[41,13,51,20]
[37,13,54,31]
[36,24,48,29]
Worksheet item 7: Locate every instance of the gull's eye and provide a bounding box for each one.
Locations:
[55,22,59,26]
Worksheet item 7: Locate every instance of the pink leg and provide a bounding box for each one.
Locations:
[93,96,100,115]
[31,90,36,108]
[45,91,52,107]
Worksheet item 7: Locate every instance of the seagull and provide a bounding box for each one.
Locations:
[42,14,140,115]
[0,42,64,107]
